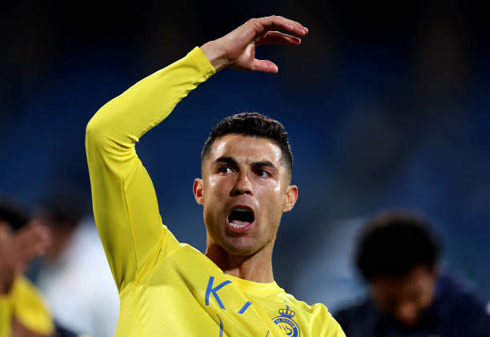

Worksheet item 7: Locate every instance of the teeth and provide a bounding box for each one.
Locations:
[228,207,254,229]
[229,222,248,229]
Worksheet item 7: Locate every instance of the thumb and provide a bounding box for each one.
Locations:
[252,59,279,73]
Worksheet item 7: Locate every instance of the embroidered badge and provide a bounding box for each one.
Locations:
[272,305,300,337]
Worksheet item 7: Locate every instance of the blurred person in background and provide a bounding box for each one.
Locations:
[86,15,344,336]
[33,186,119,337]
[0,196,82,337]
[335,210,490,337]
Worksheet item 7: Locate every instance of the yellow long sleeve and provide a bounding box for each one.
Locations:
[86,47,215,292]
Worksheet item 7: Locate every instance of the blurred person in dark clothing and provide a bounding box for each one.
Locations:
[335,210,490,337]
[0,197,82,337]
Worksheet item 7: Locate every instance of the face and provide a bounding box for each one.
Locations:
[193,134,298,257]
[370,266,437,328]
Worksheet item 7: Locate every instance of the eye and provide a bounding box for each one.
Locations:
[218,165,234,174]
[255,169,270,178]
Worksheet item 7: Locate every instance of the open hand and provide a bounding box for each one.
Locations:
[201,15,308,73]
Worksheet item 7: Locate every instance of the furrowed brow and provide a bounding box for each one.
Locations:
[213,156,238,166]
[252,161,278,171]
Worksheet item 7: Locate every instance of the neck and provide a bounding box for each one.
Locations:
[205,243,275,283]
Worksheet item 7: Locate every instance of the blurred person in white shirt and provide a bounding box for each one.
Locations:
[33,185,119,337]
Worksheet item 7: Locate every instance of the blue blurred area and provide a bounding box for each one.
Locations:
[1,0,489,309]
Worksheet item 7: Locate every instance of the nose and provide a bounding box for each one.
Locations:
[231,172,253,196]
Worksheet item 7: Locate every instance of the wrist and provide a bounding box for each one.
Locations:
[200,40,228,72]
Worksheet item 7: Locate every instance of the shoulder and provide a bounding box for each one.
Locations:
[435,274,490,327]
[281,293,345,336]
[437,273,486,310]
[10,277,56,336]
[334,297,375,330]
[11,277,50,312]
[282,292,331,315]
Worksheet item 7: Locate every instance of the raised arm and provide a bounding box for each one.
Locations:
[85,16,307,292]
[85,48,215,292]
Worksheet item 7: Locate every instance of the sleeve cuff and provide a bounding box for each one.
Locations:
[189,47,217,79]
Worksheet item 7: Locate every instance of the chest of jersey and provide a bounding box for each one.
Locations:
[117,242,317,336]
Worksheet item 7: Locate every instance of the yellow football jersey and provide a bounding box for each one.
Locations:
[0,277,55,337]
[86,47,345,337]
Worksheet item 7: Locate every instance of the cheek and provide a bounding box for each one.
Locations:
[273,179,282,193]
[204,176,228,199]
[419,282,436,307]
[256,180,283,203]
[258,183,287,220]
[259,176,284,193]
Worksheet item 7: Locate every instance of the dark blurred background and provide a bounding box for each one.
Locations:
[1,0,489,313]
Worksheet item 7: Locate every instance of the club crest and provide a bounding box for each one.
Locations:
[272,305,300,337]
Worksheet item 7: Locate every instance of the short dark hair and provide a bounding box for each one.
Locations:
[201,112,293,179]
[355,210,441,281]
[0,197,30,232]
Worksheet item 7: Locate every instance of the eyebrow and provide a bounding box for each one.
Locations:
[213,156,238,166]
[252,161,278,171]
[213,156,278,171]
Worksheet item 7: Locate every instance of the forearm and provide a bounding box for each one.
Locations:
[86,47,215,152]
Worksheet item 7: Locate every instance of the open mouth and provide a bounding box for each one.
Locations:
[228,206,255,230]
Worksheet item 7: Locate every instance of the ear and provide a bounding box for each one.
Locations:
[283,185,298,213]
[193,178,204,205]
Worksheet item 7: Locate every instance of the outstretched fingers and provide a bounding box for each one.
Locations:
[202,15,308,72]
[249,16,308,40]
[247,16,307,73]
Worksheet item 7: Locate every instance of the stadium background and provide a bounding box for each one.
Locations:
[1,0,489,312]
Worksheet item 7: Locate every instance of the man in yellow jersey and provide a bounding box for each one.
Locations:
[0,197,86,337]
[0,198,53,337]
[86,16,345,336]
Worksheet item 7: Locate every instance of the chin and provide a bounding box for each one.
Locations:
[223,238,260,257]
